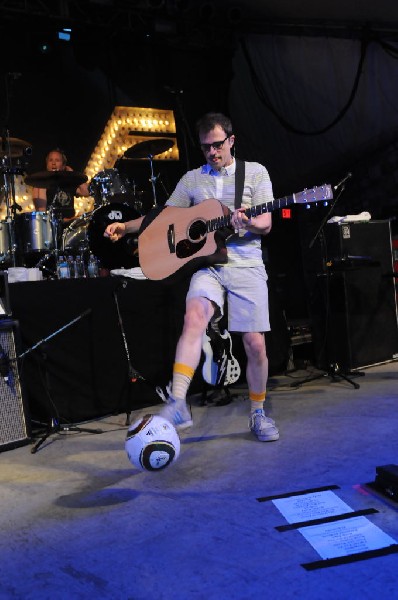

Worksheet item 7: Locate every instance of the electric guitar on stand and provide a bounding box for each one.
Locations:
[202,322,241,388]
[138,184,333,283]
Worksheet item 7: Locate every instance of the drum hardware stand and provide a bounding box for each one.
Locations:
[147,153,159,208]
[35,253,57,278]
[130,179,143,213]
[17,308,104,453]
[156,173,170,200]
[113,282,144,425]
[291,179,364,390]
[1,74,32,265]
[49,204,63,263]
[146,156,171,207]
[1,154,23,268]
[34,205,65,278]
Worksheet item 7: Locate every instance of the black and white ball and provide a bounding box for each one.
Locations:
[125,414,180,471]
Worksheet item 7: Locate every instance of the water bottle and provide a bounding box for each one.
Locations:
[57,255,70,279]
[67,256,75,279]
[87,253,99,278]
[74,255,85,278]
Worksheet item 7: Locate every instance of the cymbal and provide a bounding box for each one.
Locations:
[0,137,32,158]
[25,170,88,189]
[124,138,174,159]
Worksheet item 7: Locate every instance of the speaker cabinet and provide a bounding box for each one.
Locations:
[302,220,398,370]
[0,319,30,452]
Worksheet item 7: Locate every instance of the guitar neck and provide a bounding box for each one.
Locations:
[207,184,332,232]
[206,196,295,233]
[244,194,296,219]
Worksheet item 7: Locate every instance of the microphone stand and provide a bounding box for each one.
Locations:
[18,308,104,453]
[291,180,364,390]
[113,282,144,426]
[309,177,348,250]
[113,280,173,425]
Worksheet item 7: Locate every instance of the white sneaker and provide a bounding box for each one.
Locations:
[249,409,279,442]
[159,396,193,430]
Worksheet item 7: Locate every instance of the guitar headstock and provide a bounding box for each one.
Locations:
[294,184,333,205]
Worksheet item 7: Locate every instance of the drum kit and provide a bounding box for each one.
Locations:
[0,137,175,276]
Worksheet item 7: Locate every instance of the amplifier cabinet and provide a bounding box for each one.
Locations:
[302,220,398,370]
[0,319,30,452]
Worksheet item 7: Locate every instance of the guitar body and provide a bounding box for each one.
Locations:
[138,198,232,282]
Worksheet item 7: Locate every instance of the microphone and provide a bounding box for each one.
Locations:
[334,172,352,190]
[0,344,10,385]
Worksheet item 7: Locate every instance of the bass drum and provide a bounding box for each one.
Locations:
[87,202,140,269]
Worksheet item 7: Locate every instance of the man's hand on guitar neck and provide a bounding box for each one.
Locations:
[232,207,272,236]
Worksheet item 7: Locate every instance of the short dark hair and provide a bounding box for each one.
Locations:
[196,112,233,138]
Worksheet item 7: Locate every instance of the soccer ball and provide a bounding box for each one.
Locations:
[125,414,180,471]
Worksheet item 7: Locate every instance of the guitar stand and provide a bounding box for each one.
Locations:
[200,383,234,406]
[17,308,104,453]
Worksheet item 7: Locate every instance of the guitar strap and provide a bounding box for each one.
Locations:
[234,158,245,209]
[200,157,245,387]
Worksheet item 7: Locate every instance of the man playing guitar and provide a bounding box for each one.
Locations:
[104,112,279,442]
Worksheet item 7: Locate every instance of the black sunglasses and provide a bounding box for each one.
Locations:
[200,136,230,153]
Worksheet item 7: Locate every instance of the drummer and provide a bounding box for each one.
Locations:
[32,148,90,224]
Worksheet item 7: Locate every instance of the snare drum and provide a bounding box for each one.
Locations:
[16,212,53,253]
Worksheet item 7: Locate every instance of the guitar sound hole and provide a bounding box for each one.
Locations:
[188,220,206,241]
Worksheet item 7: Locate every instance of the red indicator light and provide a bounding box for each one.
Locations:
[281,208,291,219]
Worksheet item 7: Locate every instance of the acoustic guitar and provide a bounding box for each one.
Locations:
[138,184,333,283]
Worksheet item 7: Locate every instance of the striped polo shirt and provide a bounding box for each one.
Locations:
[165,158,274,267]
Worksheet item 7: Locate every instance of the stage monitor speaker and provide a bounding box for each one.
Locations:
[0,271,11,317]
[0,319,31,452]
[302,220,398,370]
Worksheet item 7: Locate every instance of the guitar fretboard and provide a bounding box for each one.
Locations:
[206,184,333,233]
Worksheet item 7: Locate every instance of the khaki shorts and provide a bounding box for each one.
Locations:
[186,265,270,333]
